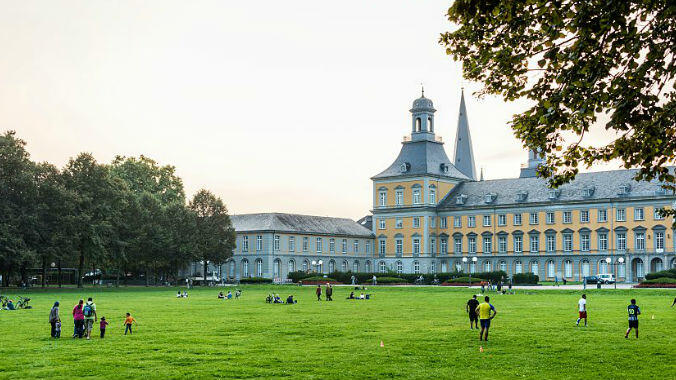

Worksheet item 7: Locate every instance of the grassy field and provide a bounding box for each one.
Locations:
[0,285,674,380]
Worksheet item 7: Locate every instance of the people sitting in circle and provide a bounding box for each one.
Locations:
[235,289,242,299]
[218,292,225,299]
[274,294,283,303]
[360,292,365,299]
[348,291,355,299]
[182,291,188,298]
[266,294,273,303]
[5,299,15,310]
[286,295,296,304]
[177,291,182,298]
[227,291,233,300]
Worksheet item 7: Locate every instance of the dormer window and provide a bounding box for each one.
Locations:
[400,162,410,173]
[516,191,528,202]
[548,189,560,200]
[440,163,449,174]
[582,186,596,198]
[455,194,468,205]
[484,193,496,204]
[618,184,631,196]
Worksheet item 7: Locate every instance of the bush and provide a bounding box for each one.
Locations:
[512,273,539,284]
[444,276,485,284]
[287,271,312,283]
[641,277,676,284]
[301,276,338,282]
[239,277,272,284]
[372,277,408,284]
[645,268,676,280]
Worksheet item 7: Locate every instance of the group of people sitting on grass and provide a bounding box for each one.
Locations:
[480,280,513,295]
[48,297,137,339]
[217,290,242,300]
[347,291,370,300]
[266,294,296,304]
[176,291,189,298]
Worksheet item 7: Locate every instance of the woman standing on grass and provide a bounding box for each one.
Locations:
[72,299,84,338]
[49,301,61,338]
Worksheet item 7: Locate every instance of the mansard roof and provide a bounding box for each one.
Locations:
[231,213,373,237]
[439,168,675,209]
[371,139,470,180]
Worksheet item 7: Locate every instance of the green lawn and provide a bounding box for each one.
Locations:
[0,286,674,379]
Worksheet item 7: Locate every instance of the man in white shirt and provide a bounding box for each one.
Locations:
[576,294,587,327]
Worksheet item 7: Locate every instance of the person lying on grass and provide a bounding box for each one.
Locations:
[218,292,225,299]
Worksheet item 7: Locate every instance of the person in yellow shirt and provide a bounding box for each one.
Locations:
[475,296,497,341]
[123,312,136,335]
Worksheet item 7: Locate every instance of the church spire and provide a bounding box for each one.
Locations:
[453,89,477,180]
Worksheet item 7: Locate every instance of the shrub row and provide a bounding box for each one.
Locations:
[644,268,676,280]
[239,277,273,284]
[443,277,485,284]
[287,270,513,285]
[641,277,676,284]
[512,273,539,284]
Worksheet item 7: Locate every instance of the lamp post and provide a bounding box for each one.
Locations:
[311,260,317,274]
[472,257,477,286]
[318,260,323,274]
[606,257,625,289]
[462,257,468,285]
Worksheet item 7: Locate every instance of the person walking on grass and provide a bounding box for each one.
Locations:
[466,295,479,329]
[100,317,109,338]
[326,284,333,301]
[83,297,97,340]
[476,296,497,341]
[625,299,641,339]
[576,294,588,327]
[72,299,85,338]
[49,301,61,338]
[123,313,136,335]
[316,285,322,301]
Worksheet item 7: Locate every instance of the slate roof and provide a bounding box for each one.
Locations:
[439,168,675,209]
[356,215,373,231]
[452,90,477,180]
[372,140,470,180]
[231,213,373,237]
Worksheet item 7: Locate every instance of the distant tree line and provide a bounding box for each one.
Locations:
[0,131,236,288]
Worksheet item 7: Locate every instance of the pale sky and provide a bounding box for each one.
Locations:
[0,1,619,220]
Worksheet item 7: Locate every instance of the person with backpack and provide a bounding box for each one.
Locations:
[72,300,85,338]
[83,297,97,340]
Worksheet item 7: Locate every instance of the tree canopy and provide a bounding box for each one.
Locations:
[441,0,676,192]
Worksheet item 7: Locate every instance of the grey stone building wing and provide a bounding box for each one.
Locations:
[231,213,373,237]
[439,168,675,209]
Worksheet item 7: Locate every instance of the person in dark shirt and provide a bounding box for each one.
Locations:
[466,295,480,329]
[625,299,641,339]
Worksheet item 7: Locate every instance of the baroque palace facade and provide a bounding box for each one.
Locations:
[222,91,675,282]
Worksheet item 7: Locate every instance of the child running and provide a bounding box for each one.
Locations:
[625,299,640,339]
[100,317,109,338]
[123,312,136,335]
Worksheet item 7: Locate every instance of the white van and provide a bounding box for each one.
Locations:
[598,274,615,284]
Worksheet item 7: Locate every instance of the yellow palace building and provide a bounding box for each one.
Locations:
[221,90,675,283]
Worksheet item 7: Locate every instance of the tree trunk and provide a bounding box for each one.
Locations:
[116,265,120,287]
[41,257,47,288]
[77,242,84,288]
[145,267,149,287]
[203,260,208,286]
[57,259,62,288]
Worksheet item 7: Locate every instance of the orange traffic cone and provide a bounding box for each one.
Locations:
[479,346,484,353]
[380,341,384,347]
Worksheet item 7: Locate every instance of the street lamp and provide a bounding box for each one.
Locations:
[318,260,323,274]
[606,257,625,289]
[311,260,317,273]
[462,257,468,285]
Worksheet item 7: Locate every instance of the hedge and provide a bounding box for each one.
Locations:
[444,276,485,284]
[641,277,676,284]
[300,276,338,282]
[372,277,408,284]
[239,277,273,284]
[512,273,539,284]
[287,270,510,285]
[644,269,676,280]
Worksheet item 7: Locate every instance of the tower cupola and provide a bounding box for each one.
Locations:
[409,89,436,142]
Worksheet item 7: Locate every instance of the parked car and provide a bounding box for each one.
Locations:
[598,274,615,284]
[584,276,601,284]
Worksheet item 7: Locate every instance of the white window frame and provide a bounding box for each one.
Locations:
[598,233,608,251]
[498,214,506,226]
[563,211,572,224]
[468,216,476,228]
[413,238,420,255]
[514,235,523,253]
[598,209,607,222]
[616,208,626,222]
[274,235,280,251]
[288,236,295,252]
[303,237,309,252]
[483,236,492,253]
[412,189,421,204]
[483,215,491,227]
[256,235,263,251]
[546,234,555,252]
[546,211,555,224]
[395,239,403,255]
[498,236,507,253]
[580,210,589,223]
[453,216,461,228]
[440,217,447,229]
[379,191,387,207]
[468,236,476,254]
[379,219,386,230]
[513,213,522,226]
[529,212,538,225]
[395,189,404,206]
[242,236,249,252]
[530,235,539,253]
[563,234,572,252]
[581,233,590,252]
[316,238,322,253]
[634,207,644,221]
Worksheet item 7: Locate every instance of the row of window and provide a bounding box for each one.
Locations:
[459,259,627,278]
[240,235,371,254]
[376,207,666,231]
[378,185,437,207]
[379,230,666,255]
[237,258,376,277]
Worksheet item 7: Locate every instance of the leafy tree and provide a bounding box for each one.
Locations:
[0,131,36,286]
[441,1,676,196]
[189,189,236,285]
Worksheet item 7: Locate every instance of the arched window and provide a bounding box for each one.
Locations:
[582,260,590,277]
[255,259,263,277]
[353,261,359,272]
[470,261,476,274]
[228,260,235,278]
[428,116,433,132]
[342,260,348,272]
[530,261,538,275]
[618,261,626,278]
[396,260,403,274]
[564,260,572,278]
[484,261,491,272]
[328,260,335,273]
[365,260,372,272]
[547,260,555,278]
[379,261,387,273]
[288,259,295,273]
[499,261,507,272]
[515,260,522,274]
[413,260,420,274]
[302,260,309,272]
[273,259,281,278]
[415,117,421,132]
[599,260,608,274]
[431,261,437,273]
[241,259,249,278]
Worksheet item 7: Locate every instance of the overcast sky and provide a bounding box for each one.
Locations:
[0,1,619,220]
